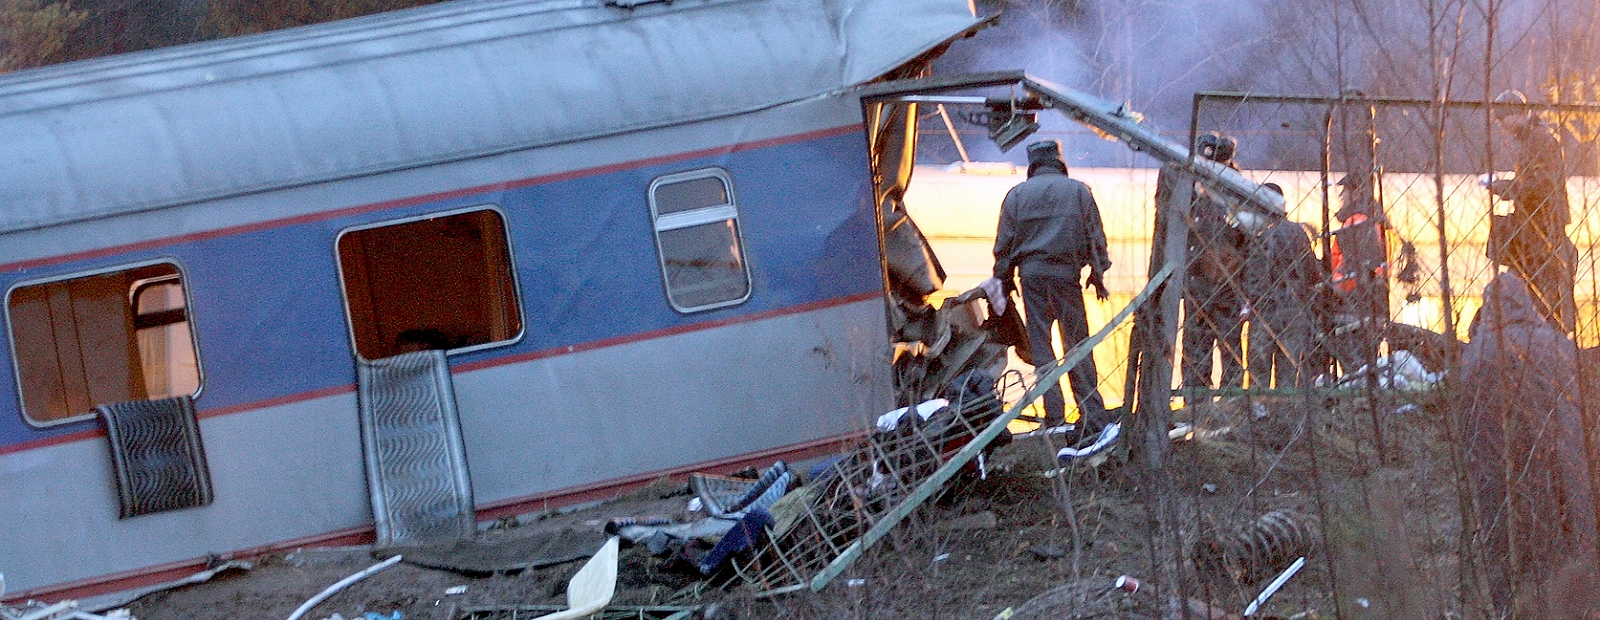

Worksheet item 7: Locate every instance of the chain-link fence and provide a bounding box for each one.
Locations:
[1163,92,1600,618]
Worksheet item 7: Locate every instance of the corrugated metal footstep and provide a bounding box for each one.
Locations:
[358,350,477,549]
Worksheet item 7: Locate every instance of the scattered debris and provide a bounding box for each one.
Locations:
[877,399,950,432]
[1003,576,1159,619]
[401,529,606,576]
[1243,556,1306,617]
[1,599,138,620]
[285,555,403,620]
[687,462,791,519]
[78,559,252,612]
[1331,350,1440,390]
[1198,509,1319,584]
[524,537,620,620]
[1056,422,1121,461]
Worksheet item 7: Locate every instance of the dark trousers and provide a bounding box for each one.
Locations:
[1507,232,1577,333]
[1020,272,1105,426]
[1328,283,1387,375]
[1182,281,1244,391]
[1247,311,1313,389]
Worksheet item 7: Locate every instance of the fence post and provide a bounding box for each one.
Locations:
[1128,163,1191,617]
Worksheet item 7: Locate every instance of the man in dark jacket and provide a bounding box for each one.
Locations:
[1457,272,1596,616]
[1182,133,1249,393]
[1488,89,1577,333]
[1243,183,1320,389]
[993,140,1111,431]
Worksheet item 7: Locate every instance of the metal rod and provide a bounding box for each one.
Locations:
[885,95,990,105]
[936,104,971,163]
[1242,556,1306,616]
[1320,109,1335,381]
[808,261,1177,593]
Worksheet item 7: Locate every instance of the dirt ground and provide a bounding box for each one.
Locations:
[109,393,1454,620]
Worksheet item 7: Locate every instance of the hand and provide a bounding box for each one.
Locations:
[1240,305,1253,321]
[1088,273,1110,301]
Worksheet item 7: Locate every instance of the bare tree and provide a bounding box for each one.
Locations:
[0,0,87,72]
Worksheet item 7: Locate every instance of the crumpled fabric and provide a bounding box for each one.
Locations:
[1057,422,1121,461]
[876,398,948,432]
[697,509,772,575]
[614,518,736,546]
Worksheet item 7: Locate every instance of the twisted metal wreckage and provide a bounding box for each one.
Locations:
[458,73,1291,619]
[3,0,1465,613]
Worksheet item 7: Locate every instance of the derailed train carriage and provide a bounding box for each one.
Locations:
[0,0,986,599]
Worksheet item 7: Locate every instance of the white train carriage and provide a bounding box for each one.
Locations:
[0,0,980,599]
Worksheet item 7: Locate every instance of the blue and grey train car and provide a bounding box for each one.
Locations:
[0,0,980,599]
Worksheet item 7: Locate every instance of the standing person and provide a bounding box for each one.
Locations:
[1487,89,1577,333]
[1326,172,1388,375]
[1243,183,1320,389]
[1182,133,1249,394]
[991,139,1111,434]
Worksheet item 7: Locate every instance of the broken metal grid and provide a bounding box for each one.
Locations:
[731,265,1169,596]
[729,369,1025,594]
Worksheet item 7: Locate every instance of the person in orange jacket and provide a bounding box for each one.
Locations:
[1326,172,1389,376]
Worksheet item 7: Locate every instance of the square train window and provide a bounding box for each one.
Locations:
[337,207,522,360]
[8,262,201,426]
[648,169,751,312]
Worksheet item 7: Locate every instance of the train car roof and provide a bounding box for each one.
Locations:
[0,0,978,234]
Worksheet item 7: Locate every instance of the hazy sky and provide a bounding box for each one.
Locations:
[929,0,1600,168]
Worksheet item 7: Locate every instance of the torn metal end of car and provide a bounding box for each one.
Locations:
[858,71,1288,218]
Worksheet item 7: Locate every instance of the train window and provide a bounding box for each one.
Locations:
[7,262,201,426]
[337,207,523,361]
[648,169,751,312]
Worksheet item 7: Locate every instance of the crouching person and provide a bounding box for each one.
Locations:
[1456,272,1597,617]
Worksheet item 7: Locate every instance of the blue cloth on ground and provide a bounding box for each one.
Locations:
[697,509,772,575]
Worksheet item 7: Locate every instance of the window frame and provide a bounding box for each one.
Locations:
[130,274,188,330]
[333,204,526,363]
[647,167,753,313]
[5,258,205,428]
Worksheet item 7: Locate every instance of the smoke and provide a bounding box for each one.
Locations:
[930,0,1600,168]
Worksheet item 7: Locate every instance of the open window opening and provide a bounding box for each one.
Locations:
[337,207,523,361]
[648,168,752,312]
[8,262,201,426]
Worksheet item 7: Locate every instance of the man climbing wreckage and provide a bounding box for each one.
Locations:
[989,139,1113,438]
